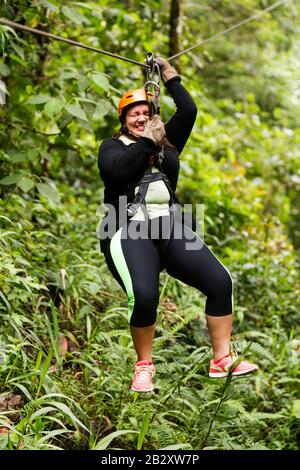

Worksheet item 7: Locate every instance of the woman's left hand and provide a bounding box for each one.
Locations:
[155,57,180,84]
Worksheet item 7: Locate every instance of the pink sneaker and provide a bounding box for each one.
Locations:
[131,360,155,392]
[209,354,259,378]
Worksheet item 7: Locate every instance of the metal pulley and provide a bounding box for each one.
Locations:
[144,52,161,119]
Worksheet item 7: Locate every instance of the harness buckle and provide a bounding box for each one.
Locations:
[126,193,144,217]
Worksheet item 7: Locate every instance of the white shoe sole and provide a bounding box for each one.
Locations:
[209,367,258,378]
[131,386,154,392]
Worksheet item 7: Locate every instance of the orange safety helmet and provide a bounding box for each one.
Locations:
[118,88,153,121]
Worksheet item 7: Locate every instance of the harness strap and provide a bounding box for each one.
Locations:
[126,167,152,217]
[126,166,176,217]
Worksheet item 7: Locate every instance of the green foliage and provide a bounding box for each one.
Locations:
[0,0,299,451]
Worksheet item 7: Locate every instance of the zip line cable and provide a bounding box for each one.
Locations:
[0,17,149,68]
[0,0,290,67]
[167,0,290,61]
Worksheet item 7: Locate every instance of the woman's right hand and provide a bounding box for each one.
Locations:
[141,114,166,146]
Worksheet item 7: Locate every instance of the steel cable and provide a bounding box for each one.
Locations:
[167,0,290,61]
[0,0,291,67]
[0,17,149,68]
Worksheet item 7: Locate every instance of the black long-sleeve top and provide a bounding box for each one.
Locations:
[98,78,197,206]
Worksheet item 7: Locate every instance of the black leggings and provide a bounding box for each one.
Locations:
[103,215,233,327]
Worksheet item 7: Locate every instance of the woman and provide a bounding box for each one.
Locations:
[98,58,258,392]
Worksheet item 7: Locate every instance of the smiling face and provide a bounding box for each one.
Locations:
[124,103,149,138]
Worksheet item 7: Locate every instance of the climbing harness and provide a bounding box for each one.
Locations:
[126,167,176,219]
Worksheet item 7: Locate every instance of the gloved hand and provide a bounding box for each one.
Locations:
[155,57,181,84]
[141,114,165,145]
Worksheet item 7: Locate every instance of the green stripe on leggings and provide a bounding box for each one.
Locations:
[109,228,135,323]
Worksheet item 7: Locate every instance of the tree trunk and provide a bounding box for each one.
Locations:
[169,0,183,72]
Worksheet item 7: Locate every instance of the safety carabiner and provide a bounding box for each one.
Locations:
[144,52,161,118]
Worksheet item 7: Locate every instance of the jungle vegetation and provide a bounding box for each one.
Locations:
[0,0,299,450]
